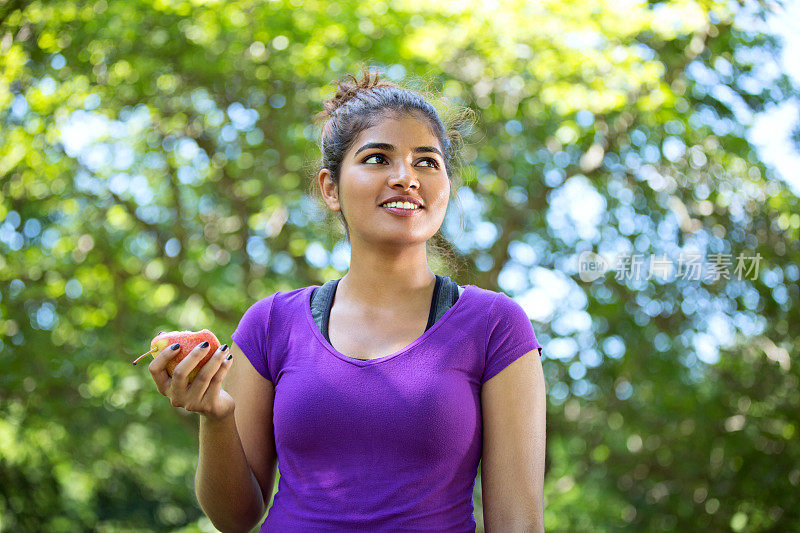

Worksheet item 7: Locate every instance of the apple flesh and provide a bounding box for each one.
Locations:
[133,329,220,383]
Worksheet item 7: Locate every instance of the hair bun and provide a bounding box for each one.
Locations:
[318,67,398,121]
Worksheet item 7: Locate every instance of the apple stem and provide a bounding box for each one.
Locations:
[132,347,157,365]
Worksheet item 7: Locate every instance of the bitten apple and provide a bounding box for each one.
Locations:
[133,329,221,383]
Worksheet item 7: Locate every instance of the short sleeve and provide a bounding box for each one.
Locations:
[230,294,276,382]
[481,292,543,385]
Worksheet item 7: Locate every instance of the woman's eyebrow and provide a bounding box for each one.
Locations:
[353,142,443,158]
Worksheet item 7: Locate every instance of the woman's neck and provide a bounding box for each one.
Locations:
[337,241,436,311]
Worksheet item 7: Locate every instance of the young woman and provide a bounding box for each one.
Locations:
[148,70,546,532]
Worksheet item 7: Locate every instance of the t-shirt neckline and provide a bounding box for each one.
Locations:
[303,283,475,366]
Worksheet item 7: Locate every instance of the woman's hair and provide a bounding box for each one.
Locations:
[307,66,473,278]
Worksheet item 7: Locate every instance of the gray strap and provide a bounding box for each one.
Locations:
[310,278,340,343]
[311,276,461,361]
[431,275,459,325]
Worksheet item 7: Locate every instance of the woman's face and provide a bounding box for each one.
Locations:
[327,113,450,248]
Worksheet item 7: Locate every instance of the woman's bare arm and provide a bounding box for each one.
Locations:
[480,349,547,532]
[195,343,278,532]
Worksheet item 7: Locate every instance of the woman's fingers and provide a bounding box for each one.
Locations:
[200,349,232,406]
[171,341,213,385]
[149,343,180,395]
[192,343,229,384]
[145,335,233,417]
[184,344,229,407]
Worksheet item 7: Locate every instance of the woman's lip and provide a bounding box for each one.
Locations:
[380,205,424,217]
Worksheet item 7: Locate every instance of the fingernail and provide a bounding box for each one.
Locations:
[200,341,209,348]
[171,343,180,350]
[225,353,233,361]
[221,344,229,352]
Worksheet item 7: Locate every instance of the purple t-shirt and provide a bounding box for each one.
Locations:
[230,284,543,532]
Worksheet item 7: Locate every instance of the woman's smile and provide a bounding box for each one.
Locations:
[380,203,425,217]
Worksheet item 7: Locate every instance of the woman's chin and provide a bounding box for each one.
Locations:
[358,232,434,248]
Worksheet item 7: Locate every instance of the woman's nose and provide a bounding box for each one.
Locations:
[389,162,420,189]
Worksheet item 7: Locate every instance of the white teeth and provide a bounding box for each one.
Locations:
[382,201,420,209]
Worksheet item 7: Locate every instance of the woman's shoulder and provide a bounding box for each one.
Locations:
[462,285,530,317]
[253,284,316,301]
[240,285,314,314]
[462,284,504,304]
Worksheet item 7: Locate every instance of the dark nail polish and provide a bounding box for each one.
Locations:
[200,341,209,348]
[225,353,233,361]
[221,344,229,352]
[171,343,180,350]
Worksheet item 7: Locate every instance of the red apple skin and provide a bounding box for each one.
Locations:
[150,329,221,383]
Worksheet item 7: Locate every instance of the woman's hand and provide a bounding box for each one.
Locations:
[149,340,235,421]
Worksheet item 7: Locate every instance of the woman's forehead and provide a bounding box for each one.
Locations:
[355,114,440,147]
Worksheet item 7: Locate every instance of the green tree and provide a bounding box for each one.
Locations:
[1,0,798,531]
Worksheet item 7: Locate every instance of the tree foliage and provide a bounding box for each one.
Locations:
[1,0,798,531]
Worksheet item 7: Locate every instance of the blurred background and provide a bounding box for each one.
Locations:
[1,0,799,531]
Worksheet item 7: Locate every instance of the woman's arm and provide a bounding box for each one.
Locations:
[195,343,278,532]
[480,349,547,532]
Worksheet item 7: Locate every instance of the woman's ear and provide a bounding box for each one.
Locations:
[318,168,341,211]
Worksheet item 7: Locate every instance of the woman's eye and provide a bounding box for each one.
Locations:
[362,154,439,168]
[363,154,387,164]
